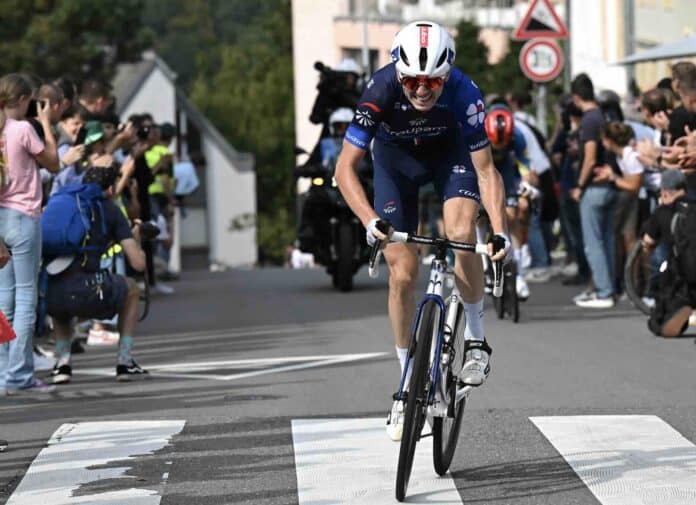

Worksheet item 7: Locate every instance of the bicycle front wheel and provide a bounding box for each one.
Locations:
[432,383,465,475]
[396,300,438,502]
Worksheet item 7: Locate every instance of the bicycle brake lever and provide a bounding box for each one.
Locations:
[368,241,382,278]
[492,260,504,297]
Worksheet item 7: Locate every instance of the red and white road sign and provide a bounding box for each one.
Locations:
[519,38,564,82]
[513,0,569,40]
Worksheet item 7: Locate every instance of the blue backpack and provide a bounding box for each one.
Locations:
[41,183,106,258]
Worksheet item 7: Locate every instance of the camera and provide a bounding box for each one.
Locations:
[137,125,151,141]
[26,99,47,118]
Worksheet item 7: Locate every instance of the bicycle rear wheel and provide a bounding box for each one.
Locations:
[624,241,656,316]
[505,263,519,323]
[396,300,437,502]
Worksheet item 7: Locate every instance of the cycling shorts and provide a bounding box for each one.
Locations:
[372,136,480,233]
[492,153,521,208]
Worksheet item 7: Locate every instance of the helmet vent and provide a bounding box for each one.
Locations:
[436,49,447,68]
[399,46,410,66]
[419,47,428,71]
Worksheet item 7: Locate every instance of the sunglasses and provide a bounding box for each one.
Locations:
[400,75,445,91]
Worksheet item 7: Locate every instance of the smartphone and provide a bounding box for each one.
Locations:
[74,127,87,146]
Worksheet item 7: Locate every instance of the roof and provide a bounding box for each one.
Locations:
[613,35,696,65]
[112,51,253,171]
[112,51,177,114]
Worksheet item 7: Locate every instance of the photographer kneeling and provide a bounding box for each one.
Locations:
[642,170,696,337]
[45,166,149,384]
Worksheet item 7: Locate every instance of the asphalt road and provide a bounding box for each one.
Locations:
[1,264,695,504]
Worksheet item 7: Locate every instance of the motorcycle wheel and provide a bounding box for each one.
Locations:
[333,221,355,292]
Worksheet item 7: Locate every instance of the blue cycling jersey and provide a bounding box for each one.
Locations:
[345,63,490,152]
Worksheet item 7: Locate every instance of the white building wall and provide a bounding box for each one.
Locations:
[570,0,628,95]
[120,68,176,124]
[180,208,207,247]
[203,139,257,267]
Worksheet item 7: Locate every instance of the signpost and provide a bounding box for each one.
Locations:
[513,0,569,136]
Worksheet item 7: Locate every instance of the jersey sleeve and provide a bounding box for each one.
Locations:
[345,67,396,150]
[513,128,530,168]
[452,77,489,152]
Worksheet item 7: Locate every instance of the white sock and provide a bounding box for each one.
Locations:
[513,246,525,276]
[463,299,485,342]
[396,346,412,389]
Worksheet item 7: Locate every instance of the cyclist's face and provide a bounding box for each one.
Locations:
[401,75,446,112]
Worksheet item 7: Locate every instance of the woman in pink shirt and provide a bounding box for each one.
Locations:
[0,73,59,394]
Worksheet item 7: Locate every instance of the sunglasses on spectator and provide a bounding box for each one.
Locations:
[400,75,445,91]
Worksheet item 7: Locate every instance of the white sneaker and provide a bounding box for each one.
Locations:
[573,289,596,303]
[641,296,656,309]
[87,328,120,346]
[516,275,530,299]
[689,311,696,327]
[561,262,579,277]
[152,282,175,295]
[520,244,532,270]
[386,398,405,441]
[525,267,552,283]
[575,293,615,309]
[459,341,491,386]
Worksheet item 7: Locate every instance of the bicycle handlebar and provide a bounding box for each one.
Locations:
[368,231,504,297]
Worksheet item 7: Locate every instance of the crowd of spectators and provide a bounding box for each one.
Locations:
[0,71,197,394]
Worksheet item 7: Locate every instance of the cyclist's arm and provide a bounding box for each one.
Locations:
[335,141,377,227]
[471,146,507,237]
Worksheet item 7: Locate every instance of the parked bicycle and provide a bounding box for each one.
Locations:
[368,228,503,502]
[624,240,661,316]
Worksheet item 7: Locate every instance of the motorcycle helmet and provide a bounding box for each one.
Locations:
[329,107,354,136]
[485,105,514,149]
[390,21,455,78]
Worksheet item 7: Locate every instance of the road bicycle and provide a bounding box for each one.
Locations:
[368,226,503,502]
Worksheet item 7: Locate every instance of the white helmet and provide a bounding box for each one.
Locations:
[390,21,455,78]
[329,107,354,135]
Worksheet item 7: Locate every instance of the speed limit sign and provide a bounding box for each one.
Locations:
[519,38,563,82]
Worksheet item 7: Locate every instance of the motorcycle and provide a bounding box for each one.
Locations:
[295,152,373,292]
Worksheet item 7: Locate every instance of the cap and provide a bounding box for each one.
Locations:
[84,121,104,145]
[660,169,686,190]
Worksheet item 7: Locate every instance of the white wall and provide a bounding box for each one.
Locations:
[120,68,176,124]
[203,139,257,267]
[570,0,628,95]
[180,208,207,247]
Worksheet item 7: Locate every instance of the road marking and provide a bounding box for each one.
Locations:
[78,352,387,381]
[292,418,463,504]
[6,420,185,505]
[531,415,696,505]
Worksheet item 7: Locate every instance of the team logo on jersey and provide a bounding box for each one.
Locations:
[383,200,397,214]
[356,110,374,127]
[366,78,375,89]
[452,165,467,174]
[409,117,428,126]
[466,100,485,126]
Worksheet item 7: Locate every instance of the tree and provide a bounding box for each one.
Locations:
[0,0,151,80]
[453,19,530,98]
[189,1,296,264]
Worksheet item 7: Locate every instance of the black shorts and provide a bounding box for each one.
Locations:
[46,270,129,322]
[649,267,696,336]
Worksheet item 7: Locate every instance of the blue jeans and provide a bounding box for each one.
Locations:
[559,193,590,279]
[0,207,41,389]
[580,186,617,298]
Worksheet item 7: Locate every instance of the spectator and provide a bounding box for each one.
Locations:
[51,120,107,194]
[78,78,112,119]
[570,73,617,308]
[595,122,645,293]
[552,97,591,285]
[45,166,148,384]
[0,73,59,394]
[53,77,77,117]
[642,170,694,337]
[669,61,696,142]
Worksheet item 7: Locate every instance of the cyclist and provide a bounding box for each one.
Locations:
[483,105,531,299]
[334,21,510,441]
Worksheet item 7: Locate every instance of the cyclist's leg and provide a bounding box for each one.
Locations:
[437,144,491,386]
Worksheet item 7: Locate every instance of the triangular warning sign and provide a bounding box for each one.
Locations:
[513,0,569,40]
